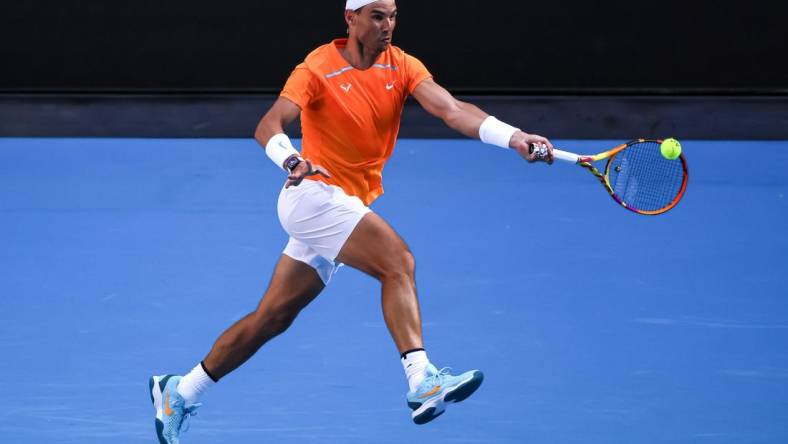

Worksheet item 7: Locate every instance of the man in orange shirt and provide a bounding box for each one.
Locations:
[150,1,554,442]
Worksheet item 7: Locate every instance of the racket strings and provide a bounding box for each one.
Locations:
[608,141,686,212]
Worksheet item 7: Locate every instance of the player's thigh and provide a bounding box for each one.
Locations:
[257,254,325,315]
[336,212,414,279]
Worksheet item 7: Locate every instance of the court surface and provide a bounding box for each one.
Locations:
[1,138,786,443]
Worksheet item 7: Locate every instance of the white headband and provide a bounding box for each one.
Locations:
[346,0,377,10]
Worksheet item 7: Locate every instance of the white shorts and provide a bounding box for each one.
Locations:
[277,179,371,284]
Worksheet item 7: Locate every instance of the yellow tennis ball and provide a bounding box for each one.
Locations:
[660,138,682,160]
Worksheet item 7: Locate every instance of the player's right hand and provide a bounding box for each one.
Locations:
[509,131,554,164]
[285,159,331,188]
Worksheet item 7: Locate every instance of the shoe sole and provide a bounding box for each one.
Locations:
[412,370,484,425]
[150,375,171,444]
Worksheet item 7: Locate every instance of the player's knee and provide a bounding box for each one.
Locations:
[401,250,416,277]
[380,250,416,282]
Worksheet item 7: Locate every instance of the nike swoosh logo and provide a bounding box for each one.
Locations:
[419,385,442,399]
[164,392,174,416]
[386,82,396,90]
[278,141,290,151]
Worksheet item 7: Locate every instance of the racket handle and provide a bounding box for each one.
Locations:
[552,149,580,164]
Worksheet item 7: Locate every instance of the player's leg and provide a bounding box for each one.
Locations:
[201,254,325,379]
[336,212,484,424]
[336,212,421,353]
[149,254,324,444]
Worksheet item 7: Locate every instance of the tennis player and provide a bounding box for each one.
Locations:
[149,1,554,442]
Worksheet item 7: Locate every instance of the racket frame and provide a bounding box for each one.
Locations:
[553,139,689,215]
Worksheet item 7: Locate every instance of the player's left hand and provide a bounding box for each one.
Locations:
[286,159,331,188]
[509,131,554,164]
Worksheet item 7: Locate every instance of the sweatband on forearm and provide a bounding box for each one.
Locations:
[479,116,520,149]
[265,133,300,171]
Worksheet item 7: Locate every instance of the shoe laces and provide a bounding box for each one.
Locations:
[179,404,202,434]
[425,367,452,387]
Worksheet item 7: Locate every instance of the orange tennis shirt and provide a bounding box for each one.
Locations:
[280,39,432,205]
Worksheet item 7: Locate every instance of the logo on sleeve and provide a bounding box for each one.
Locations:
[340,83,353,93]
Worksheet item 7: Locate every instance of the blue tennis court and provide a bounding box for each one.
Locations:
[1,137,787,443]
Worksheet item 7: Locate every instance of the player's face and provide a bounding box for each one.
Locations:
[349,1,397,52]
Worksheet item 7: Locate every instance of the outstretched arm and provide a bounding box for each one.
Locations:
[254,97,329,187]
[411,79,554,163]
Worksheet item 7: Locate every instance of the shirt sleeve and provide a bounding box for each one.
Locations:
[404,53,433,94]
[280,63,319,109]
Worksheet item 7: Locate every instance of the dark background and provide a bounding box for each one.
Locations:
[2,0,787,94]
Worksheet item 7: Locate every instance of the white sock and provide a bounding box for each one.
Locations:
[401,349,430,392]
[177,362,216,405]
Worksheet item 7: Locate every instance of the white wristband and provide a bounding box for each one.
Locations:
[265,133,300,171]
[479,116,520,149]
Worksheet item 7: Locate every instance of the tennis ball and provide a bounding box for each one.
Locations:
[660,138,682,160]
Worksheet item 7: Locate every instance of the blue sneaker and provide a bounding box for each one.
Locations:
[406,364,484,425]
[149,375,201,444]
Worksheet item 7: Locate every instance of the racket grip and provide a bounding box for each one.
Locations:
[552,149,580,163]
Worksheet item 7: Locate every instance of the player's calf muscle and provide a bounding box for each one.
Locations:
[254,303,300,335]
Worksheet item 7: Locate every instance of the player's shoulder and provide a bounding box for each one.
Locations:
[388,44,406,58]
[388,44,418,63]
[300,41,343,74]
[387,45,427,71]
[303,43,332,64]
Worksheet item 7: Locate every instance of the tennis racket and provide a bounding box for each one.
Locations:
[530,139,689,215]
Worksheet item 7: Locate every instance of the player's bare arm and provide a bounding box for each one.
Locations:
[412,78,555,163]
[254,97,330,188]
